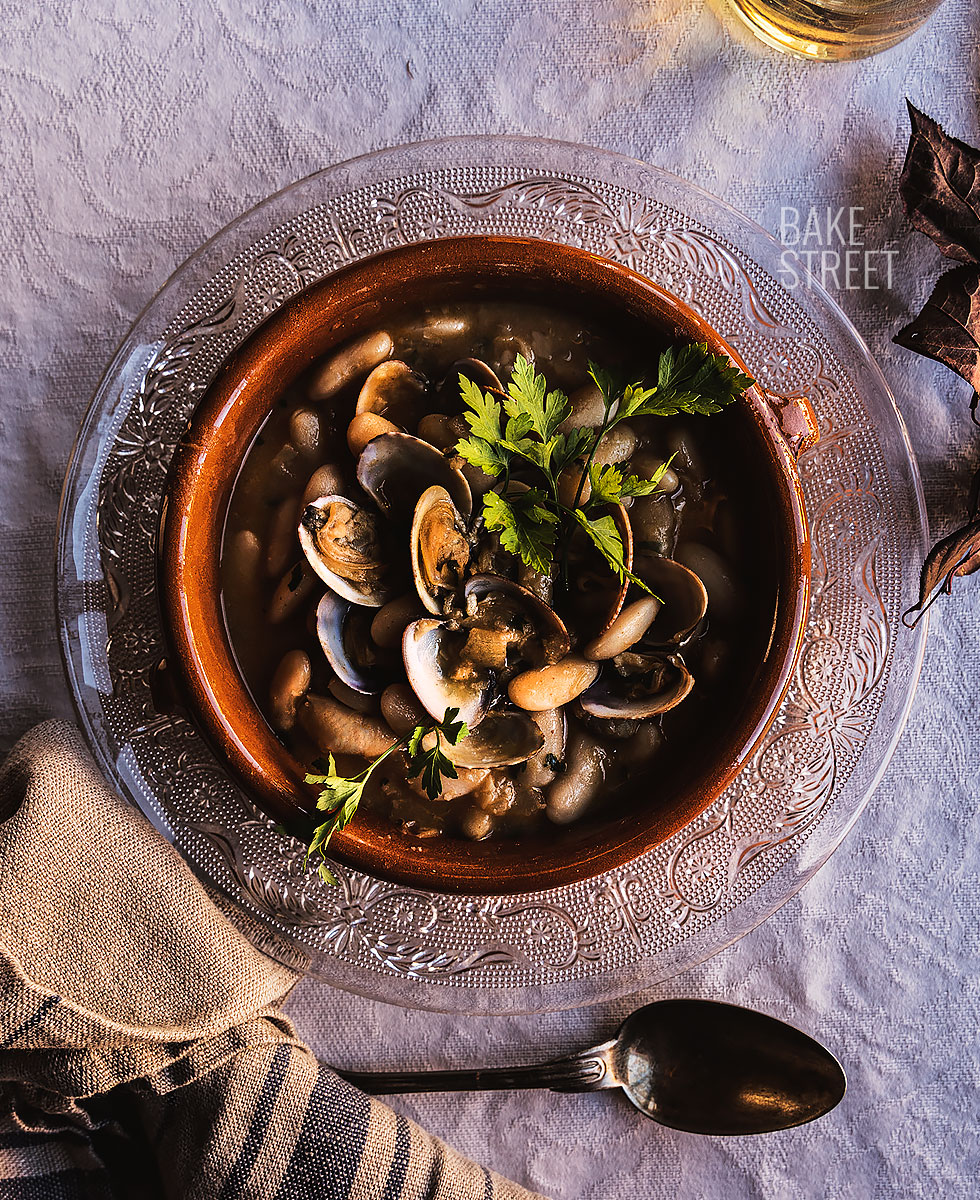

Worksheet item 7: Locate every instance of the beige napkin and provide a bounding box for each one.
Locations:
[0,721,549,1199]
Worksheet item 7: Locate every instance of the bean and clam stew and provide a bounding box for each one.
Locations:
[220,299,777,879]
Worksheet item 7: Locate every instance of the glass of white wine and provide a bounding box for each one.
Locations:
[726,0,945,59]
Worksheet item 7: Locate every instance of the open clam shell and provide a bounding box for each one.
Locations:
[462,574,570,668]
[298,494,393,607]
[402,618,495,729]
[316,592,394,695]
[411,485,471,616]
[440,711,544,769]
[438,357,505,407]
[357,432,473,522]
[633,553,709,646]
[356,360,426,427]
[578,652,694,719]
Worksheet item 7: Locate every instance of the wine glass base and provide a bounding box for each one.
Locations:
[725,0,931,59]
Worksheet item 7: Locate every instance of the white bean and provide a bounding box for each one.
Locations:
[460,806,494,841]
[592,423,638,466]
[557,468,590,508]
[631,452,680,495]
[584,597,661,660]
[347,411,400,456]
[508,655,599,712]
[458,460,497,499]
[420,315,470,341]
[675,543,739,622]
[417,412,466,451]
[289,407,323,461]
[619,721,664,767]
[298,693,397,758]
[667,429,705,500]
[524,708,566,788]
[630,494,675,555]
[356,360,425,425]
[327,678,378,714]
[268,650,311,732]
[546,728,607,825]
[301,463,347,508]
[309,331,393,401]
[559,380,606,431]
[371,596,425,650]
[380,683,428,736]
[266,560,317,624]
[265,496,301,578]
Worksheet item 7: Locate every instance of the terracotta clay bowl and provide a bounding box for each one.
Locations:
[159,236,811,895]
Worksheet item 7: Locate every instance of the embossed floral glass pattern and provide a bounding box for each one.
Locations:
[56,139,927,1013]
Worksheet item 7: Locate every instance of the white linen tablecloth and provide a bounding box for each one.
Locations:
[2,2,978,1195]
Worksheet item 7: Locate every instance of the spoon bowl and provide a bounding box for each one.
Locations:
[337,997,846,1136]
[611,999,846,1135]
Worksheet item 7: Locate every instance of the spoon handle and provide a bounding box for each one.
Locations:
[335,1040,617,1096]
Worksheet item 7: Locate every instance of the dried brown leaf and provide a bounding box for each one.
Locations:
[902,517,980,627]
[893,264,980,394]
[900,101,980,265]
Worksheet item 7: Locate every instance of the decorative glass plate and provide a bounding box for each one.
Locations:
[56,138,928,1014]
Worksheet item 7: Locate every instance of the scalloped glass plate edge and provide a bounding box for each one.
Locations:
[55,136,928,1014]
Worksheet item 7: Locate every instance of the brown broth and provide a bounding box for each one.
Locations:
[220,300,778,843]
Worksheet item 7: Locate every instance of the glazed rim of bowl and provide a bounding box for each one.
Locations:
[159,235,810,895]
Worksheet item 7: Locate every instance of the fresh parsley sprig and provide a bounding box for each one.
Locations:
[303,708,468,884]
[455,347,751,590]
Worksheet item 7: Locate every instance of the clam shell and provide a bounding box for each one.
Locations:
[402,618,494,728]
[578,655,694,719]
[441,711,544,769]
[439,357,504,407]
[411,485,471,615]
[356,359,426,426]
[298,495,393,607]
[357,432,473,521]
[316,592,392,695]
[462,574,570,667]
[634,554,709,645]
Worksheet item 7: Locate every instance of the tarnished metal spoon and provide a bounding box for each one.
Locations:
[337,999,846,1135]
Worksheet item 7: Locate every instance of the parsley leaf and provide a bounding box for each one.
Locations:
[589,345,752,424]
[304,752,378,883]
[406,740,459,799]
[571,508,655,596]
[455,349,749,587]
[620,470,668,497]
[435,706,468,746]
[588,462,625,506]
[549,427,594,478]
[456,436,507,477]
[587,362,624,417]
[506,354,570,440]
[460,377,504,440]
[404,707,469,799]
[483,487,558,575]
[612,381,661,422]
[302,711,470,882]
[588,458,674,506]
[641,343,753,417]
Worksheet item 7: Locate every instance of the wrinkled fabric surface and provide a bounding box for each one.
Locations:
[2,1,979,1196]
[0,722,546,1199]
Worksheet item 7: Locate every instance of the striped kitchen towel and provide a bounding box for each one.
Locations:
[0,722,549,1199]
